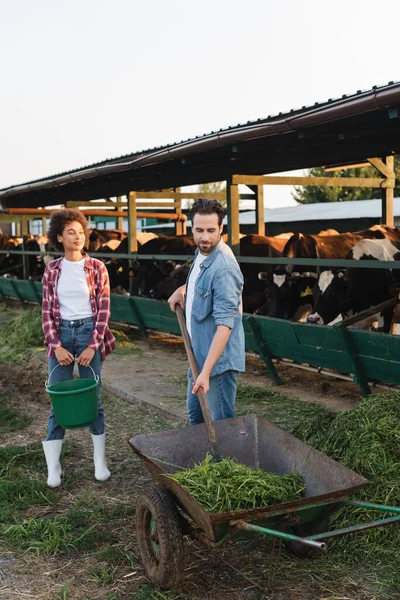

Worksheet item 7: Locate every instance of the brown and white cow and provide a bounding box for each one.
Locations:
[308,239,400,331]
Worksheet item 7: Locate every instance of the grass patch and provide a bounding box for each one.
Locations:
[235,381,332,431]
[133,586,187,600]
[0,444,54,524]
[2,496,122,555]
[0,395,32,433]
[0,307,44,362]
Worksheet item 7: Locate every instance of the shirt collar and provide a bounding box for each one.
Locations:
[50,252,93,271]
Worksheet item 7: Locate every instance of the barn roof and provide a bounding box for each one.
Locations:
[1,81,400,209]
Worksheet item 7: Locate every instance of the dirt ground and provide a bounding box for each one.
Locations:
[100,325,363,419]
[0,324,395,600]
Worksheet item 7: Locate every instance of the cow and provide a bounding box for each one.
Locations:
[150,262,192,300]
[239,234,288,314]
[256,269,316,320]
[137,235,196,297]
[253,232,368,322]
[0,235,44,280]
[354,225,400,242]
[88,228,127,252]
[308,239,400,331]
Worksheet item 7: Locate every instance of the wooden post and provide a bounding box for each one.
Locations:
[21,216,30,279]
[226,177,240,255]
[128,192,137,296]
[381,156,395,226]
[249,184,265,236]
[116,196,124,230]
[174,188,184,236]
[42,217,47,235]
[128,192,138,253]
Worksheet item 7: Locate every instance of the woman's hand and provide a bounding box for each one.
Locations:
[54,346,74,366]
[76,347,95,367]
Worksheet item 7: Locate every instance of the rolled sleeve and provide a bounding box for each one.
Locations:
[212,269,243,329]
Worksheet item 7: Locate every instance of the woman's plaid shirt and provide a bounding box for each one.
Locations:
[42,255,116,360]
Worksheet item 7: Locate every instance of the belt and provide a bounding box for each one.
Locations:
[60,317,94,327]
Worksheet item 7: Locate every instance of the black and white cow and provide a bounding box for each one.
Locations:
[256,268,317,320]
[308,239,400,331]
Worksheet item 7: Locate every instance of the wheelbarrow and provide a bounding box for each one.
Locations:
[129,308,400,589]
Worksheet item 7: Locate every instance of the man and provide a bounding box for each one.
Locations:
[168,198,245,425]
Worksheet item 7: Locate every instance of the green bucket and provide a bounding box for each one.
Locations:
[46,363,99,430]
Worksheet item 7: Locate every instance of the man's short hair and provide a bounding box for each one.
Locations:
[190,198,225,227]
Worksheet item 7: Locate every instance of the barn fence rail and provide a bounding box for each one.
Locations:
[2,275,400,396]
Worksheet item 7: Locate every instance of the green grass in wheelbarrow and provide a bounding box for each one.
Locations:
[167,453,305,514]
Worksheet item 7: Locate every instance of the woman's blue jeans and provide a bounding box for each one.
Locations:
[187,370,238,426]
[45,317,104,441]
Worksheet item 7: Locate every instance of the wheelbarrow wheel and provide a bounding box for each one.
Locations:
[284,519,330,559]
[136,485,184,589]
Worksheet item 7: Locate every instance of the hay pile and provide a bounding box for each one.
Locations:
[168,454,305,514]
[0,308,43,361]
[294,393,400,562]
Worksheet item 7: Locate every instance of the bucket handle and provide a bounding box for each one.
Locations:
[45,358,99,389]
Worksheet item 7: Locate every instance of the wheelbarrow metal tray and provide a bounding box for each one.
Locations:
[130,415,368,542]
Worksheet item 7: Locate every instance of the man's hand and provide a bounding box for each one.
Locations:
[54,346,74,366]
[76,347,95,367]
[192,370,210,395]
[168,286,185,313]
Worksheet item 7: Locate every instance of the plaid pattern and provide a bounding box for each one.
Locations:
[42,255,116,360]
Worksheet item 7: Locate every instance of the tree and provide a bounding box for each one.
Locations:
[292,157,400,204]
[193,182,227,208]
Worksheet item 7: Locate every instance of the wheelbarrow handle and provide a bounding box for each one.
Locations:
[175,304,218,447]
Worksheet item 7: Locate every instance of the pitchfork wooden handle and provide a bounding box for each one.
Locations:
[175,304,217,446]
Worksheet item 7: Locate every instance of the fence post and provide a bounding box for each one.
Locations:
[29,279,42,305]
[128,297,149,343]
[9,280,26,310]
[248,316,282,385]
[335,323,371,395]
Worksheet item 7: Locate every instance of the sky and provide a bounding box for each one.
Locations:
[1,0,399,208]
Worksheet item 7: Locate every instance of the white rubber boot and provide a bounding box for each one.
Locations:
[91,433,111,482]
[42,439,63,488]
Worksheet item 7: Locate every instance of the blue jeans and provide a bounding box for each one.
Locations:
[45,317,104,441]
[187,370,238,425]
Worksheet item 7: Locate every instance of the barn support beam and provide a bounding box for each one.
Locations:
[116,196,124,230]
[248,185,265,236]
[380,157,395,226]
[174,188,185,236]
[128,192,138,296]
[226,177,240,255]
[232,174,390,188]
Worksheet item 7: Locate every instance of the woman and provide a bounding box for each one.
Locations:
[42,209,116,488]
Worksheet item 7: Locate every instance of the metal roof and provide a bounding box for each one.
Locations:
[1,81,400,208]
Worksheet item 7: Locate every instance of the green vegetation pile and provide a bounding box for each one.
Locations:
[168,453,305,513]
[294,392,400,577]
[0,308,43,361]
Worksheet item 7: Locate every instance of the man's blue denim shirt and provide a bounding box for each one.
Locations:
[186,239,245,377]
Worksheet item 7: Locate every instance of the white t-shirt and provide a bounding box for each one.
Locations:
[186,253,207,338]
[57,258,93,320]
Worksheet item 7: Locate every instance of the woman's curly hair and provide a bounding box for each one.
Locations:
[47,209,89,252]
